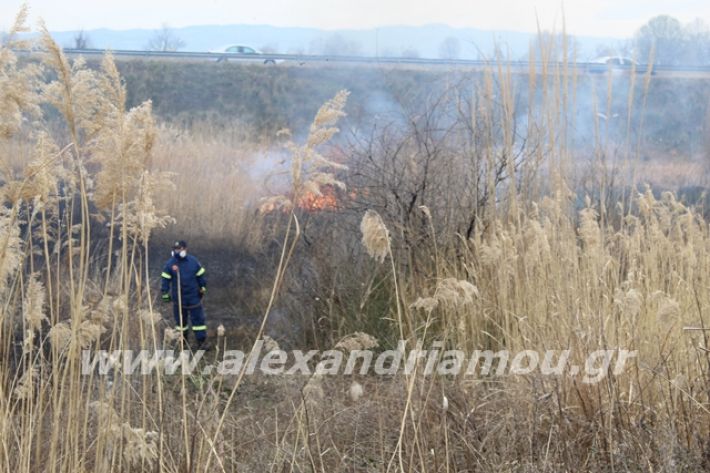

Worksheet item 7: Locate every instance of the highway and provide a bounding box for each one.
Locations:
[19,48,710,77]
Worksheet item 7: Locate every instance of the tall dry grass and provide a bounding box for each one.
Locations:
[150,122,267,249]
[3,8,710,473]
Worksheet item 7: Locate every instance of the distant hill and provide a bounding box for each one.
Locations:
[36,23,622,61]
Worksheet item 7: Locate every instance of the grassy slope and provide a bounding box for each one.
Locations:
[112,60,710,150]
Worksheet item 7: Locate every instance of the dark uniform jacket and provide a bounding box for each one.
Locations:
[161,254,206,306]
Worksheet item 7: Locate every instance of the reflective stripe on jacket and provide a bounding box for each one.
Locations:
[161,254,206,306]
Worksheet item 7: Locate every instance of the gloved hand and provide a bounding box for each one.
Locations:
[161,292,171,303]
[199,287,207,299]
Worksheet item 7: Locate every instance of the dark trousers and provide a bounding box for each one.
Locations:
[172,302,207,342]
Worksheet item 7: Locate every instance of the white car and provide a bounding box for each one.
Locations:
[587,56,652,74]
[209,44,280,64]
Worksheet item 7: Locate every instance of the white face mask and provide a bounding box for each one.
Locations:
[172,250,187,258]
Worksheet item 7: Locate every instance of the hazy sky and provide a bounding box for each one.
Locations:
[2,0,709,37]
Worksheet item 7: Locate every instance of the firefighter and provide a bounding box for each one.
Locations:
[160,240,210,349]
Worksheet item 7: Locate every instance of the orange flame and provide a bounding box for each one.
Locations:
[260,186,345,214]
[297,190,339,212]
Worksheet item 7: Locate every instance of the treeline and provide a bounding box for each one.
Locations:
[607,15,710,65]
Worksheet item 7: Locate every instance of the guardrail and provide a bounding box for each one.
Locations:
[17,48,710,73]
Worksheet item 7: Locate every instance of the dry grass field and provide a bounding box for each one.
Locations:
[3,7,710,472]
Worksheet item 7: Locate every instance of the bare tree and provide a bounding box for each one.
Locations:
[73,30,91,49]
[400,47,420,58]
[682,18,710,64]
[438,36,461,59]
[634,15,684,65]
[259,43,278,54]
[310,34,362,56]
[145,24,186,52]
[527,30,579,62]
[343,75,536,249]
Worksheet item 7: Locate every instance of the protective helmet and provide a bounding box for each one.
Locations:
[171,240,188,258]
[172,240,187,250]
